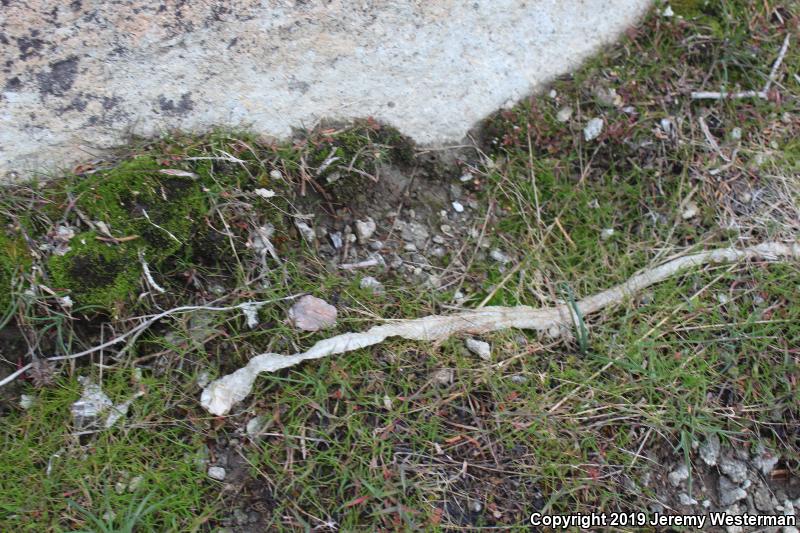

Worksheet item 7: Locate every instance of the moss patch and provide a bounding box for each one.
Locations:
[48,231,141,311]
[0,233,15,315]
[304,121,416,203]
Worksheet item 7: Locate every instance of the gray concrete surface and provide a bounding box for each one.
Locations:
[0,0,651,180]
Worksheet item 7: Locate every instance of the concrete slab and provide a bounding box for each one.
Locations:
[0,0,651,180]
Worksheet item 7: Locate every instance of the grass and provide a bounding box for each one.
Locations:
[0,0,798,530]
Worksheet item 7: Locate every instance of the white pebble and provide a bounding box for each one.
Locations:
[207,466,227,481]
[465,338,491,360]
[583,118,604,141]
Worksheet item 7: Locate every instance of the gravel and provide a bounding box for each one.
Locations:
[699,433,721,466]
[355,217,377,243]
[668,464,690,487]
[719,456,749,484]
[719,476,748,506]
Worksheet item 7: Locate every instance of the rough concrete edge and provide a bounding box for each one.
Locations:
[1,2,654,186]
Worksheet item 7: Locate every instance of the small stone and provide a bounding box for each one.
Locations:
[369,240,383,251]
[668,464,690,487]
[208,466,227,481]
[355,217,377,243]
[287,295,337,332]
[662,5,674,17]
[430,246,446,258]
[731,127,742,141]
[600,228,615,240]
[583,117,604,141]
[753,484,774,512]
[752,444,780,475]
[510,374,528,384]
[682,201,699,220]
[490,249,511,264]
[719,457,748,484]
[403,243,417,252]
[400,221,429,248]
[556,106,573,122]
[432,368,454,385]
[127,475,143,492]
[470,501,482,513]
[19,394,34,410]
[329,232,343,249]
[699,433,720,466]
[594,86,621,107]
[660,118,673,135]
[719,476,747,506]
[465,338,491,360]
[452,201,465,213]
[360,276,384,294]
[269,169,282,180]
[246,416,268,438]
[678,493,698,506]
[254,188,276,199]
[294,220,316,243]
[432,235,445,244]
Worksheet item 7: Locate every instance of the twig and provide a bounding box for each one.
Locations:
[140,252,166,294]
[201,241,800,415]
[0,295,304,388]
[691,90,767,101]
[764,34,791,93]
[338,256,384,270]
[691,33,790,100]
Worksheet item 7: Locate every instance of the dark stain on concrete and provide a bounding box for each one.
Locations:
[157,92,194,115]
[101,96,121,110]
[37,56,80,96]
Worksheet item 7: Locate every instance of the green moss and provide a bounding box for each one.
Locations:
[669,0,710,17]
[48,231,141,311]
[46,157,212,309]
[70,157,205,258]
[0,233,15,315]
[0,226,30,316]
[307,122,415,202]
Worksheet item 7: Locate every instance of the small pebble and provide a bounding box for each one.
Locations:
[682,201,699,220]
[452,201,465,213]
[465,338,491,360]
[208,466,227,481]
[355,217,377,243]
[360,276,384,294]
[668,465,689,487]
[490,249,511,264]
[556,106,573,122]
[583,117,604,141]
